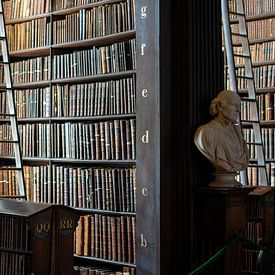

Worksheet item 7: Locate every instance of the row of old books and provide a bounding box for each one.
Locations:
[241,249,261,273]
[0,165,136,211]
[2,78,135,118]
[13,88,51,118]
[0,252,31,275]
[52,40,136,79]
[52,120,136,160]
[243,128,275,160]
[246,162,275,186]
[0,216,28,250]
[24,165,136,211]
[52,79,136,117]
[0,169,20,197]
[0,119,136,160]
[229,0,275,16]
[234,42,275,63]
[3,0,51,20]
[233,65,275,90]
[1,57,51,84]
[74,265,136,275]
[241,93,274,121]
[15,123,50,158]
[0,44,136,86]
[53,1,135,44]
[231,18,274,41]
[0,42,136,84]
[246,197,264,219]
[244,221,263,244]
[243,0,275,15]
[6,18,51,51]
[75,214,136,264]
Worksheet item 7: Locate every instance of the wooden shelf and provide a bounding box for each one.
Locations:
[12,81,50,89]
[0,156,50,161]
[0,71,136,89]
[74,255,136,268]
[233,36,275,46]
[10,46,51,58]
[231,11,275,23]
[49,114,136,122]
[52,0,127,16]
[76,208,136,216]
[51,158,136,165]
[6,13,51,24]
[239,87,275,94]
[0,114,136,123]
[51,70,136,84]
[235,60,275,68]
[241,120,275,128]
[52,30,136,49]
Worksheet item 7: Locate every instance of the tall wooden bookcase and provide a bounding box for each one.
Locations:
[225,0,275,187]
[224,1,275,274]
[0,0,224,274]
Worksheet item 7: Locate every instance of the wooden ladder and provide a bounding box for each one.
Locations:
[0,0,26,199]
[221,0,269,186]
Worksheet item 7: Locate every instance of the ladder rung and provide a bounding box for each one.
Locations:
[233,53,250,58]
[0,113,15,116]
[231,32,247,37]
[0,140,19,143]
[236,75,253,79]
[0,195,25,199]
[229,11,245,17]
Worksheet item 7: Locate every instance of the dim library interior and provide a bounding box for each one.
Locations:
[0,0,274,274]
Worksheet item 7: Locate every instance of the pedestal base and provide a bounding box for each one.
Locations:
[209,170,242,188]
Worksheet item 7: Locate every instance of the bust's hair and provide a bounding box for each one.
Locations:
[209,89,241,117]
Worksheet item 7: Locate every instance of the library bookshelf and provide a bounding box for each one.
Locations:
[224,0,275,274]
[226,0,275,187]
[1,0,137,274]
[0,0,225,274]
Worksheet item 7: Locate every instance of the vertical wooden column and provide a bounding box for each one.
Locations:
[196,187,254,275]
[136,1,161,274]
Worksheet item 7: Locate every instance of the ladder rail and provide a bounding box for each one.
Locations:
[221,0,269,186]
[222,0,238,92]
[0,0,26,198]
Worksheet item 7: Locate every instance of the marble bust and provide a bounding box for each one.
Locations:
[194,90,249,187]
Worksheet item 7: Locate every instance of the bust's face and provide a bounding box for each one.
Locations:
[220,95,241,123]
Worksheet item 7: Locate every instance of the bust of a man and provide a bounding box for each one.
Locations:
[194,90,249,187]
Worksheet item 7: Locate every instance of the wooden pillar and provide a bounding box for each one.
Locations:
[196,187,254,275]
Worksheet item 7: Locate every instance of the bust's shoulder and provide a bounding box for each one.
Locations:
[195,119,220,136]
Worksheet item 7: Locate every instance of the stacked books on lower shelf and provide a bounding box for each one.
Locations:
[241,187,275,274]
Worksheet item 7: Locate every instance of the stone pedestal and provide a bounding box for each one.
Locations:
[209,170,241,188]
